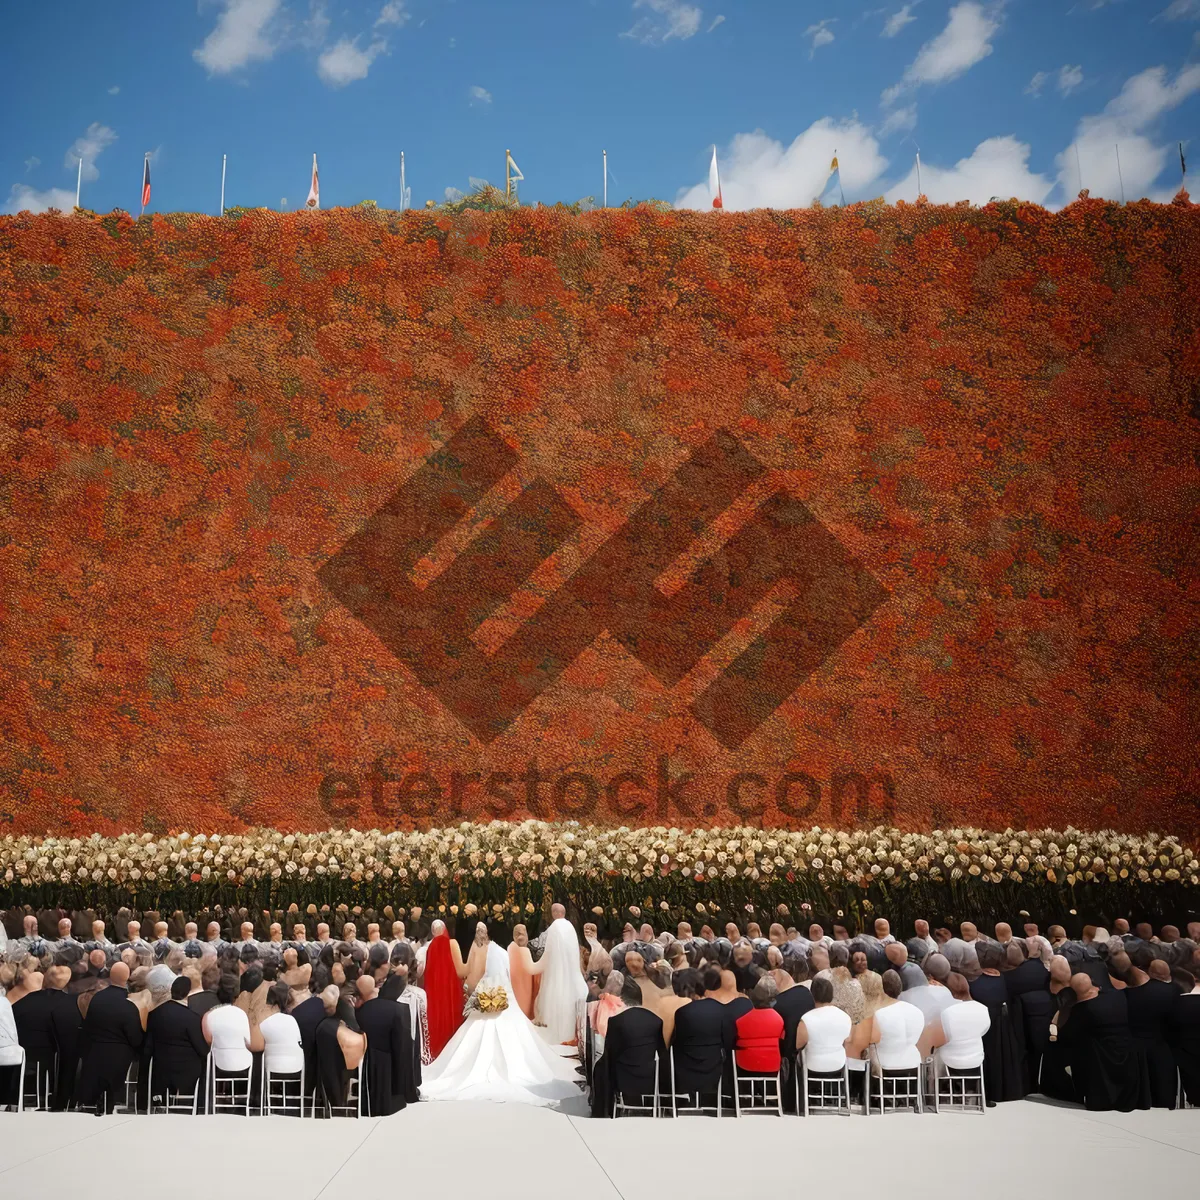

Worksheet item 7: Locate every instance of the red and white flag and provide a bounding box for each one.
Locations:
[709,145,723,210]
[140,155,151,212]
[306,154,319,209]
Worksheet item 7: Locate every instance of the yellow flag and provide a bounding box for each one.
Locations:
[830,155,839,173]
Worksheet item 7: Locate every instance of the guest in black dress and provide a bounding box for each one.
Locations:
[1123,952,1179,1109]
[1169,972,1200,1106]
[1003,942,1053,1092]
[969,941,1028,1103]
[1041,959,1082,1104]
[1060,973,1141,1111]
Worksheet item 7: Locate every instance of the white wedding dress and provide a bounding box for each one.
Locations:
[420,941,584,1107]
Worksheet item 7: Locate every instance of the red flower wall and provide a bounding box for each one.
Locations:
[0,202,1197,838]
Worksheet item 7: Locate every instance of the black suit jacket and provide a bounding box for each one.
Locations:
[76,985,143,1108]
[292,994,326,1084]
[145,1000,208,1093]
[774,985,815,1060]
[603,1006,665,1095]
[188,990,220,1017]
[378,974,406,1003]
[357,996,415,1115]
[12,990,59,1063]
[47,986,83,1110]
[671,997,735,1092]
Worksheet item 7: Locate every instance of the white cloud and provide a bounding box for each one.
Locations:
[675,119,888,210]
[469,84,493,106]
[884,1,999,104]
[317,36,386,86]
[376,1,408,27]
[882,4,917,37]
[707,14,725,31]
[1160,0,1199,17]
[805,20,836,58]
[1058,64,1084,96]
[194,0,282,74]
[24,156,40,172]
[1056,63,1200,200]
[65,122,117,182]
[298,0,329,48]
[622,0,703,44]
[1026,70,1048,97]
[880,104,918,136]
[887,135,1053,204]
[108,85,120,95]
[4,184,78,215]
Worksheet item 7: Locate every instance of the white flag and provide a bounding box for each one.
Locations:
[306,154,319,209]
[506,152,524,182]
[709,146,723,210]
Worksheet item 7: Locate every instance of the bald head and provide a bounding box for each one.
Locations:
[109,961,130,987]
[88,949,107,970]
[995,923,1012,942]
[924,953,950,982]
[355,975,376,1002]
[1148,959,1171,982]
[884,943,908,967]
[551,904,566,921]
[959,922,977,941]
[321,985,341,1015]
[45,965,71,990]
[1070,972,1097,1000]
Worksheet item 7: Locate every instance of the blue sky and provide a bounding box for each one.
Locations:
[2,1,1198,215]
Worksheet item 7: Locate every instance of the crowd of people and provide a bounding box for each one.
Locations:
[1,907,1197,1118]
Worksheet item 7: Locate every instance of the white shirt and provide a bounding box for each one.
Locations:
[259,1011,304,1073]
[0,996,21,1067]
[939,999,991,1070]
[801,1005,852,1073]
[904,982,956,1027]
[206,1004,252,1072]
[873,1000,925,1070]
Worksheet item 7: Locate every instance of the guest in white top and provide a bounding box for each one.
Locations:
[869,970,926,1072]
[202,975,253,1074]
[905,952,958,1026]
[259,981,304,1075]
[797,977,853,1073]
[928,972,992,1071]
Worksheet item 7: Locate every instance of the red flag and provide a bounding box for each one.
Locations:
[141,157,151,210]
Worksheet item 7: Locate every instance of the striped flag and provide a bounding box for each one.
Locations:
[709,146,723,210]
[140,156,151,211]
[306,154,320,209]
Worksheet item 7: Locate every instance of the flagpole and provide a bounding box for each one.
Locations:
[1075,143,1084,195]
[1180,142,1187,189]
[915,148,922,197]
[140,152,148,217]
[834,149,845,206]
[400,151,406,211]
[603,150,607,208]
[220,154,226,217]
[75,156,82,209]
[1115,143,1125,204]
[506,148,511,199]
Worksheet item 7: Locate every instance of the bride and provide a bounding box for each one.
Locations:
[420,923,584,1108]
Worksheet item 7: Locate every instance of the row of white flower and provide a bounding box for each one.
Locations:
[1,823,1197,889]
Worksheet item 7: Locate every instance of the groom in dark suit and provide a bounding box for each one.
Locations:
[355,976,416,1114]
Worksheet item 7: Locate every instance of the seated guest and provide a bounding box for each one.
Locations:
[0,990,20,1106]
[1061,972,1140,1111]
[75,961,143,1114]
[1003,940,1053,1091]
[969,940,1028,1102]
[590,972,626,1048]
[591,974,665,1117]
[188,960,221,1016]
[867,970,924,1090]
[1170,969,1200,1106]
[671,968,736,1098]
[730,941,758,994]
[41,965,83,1111]
[885,942,925,991]
[145,976,208,1105]
[11,963,58,1101]
[291,967,329,1092]
[314,985,366,1112]
[906,951,954,1026]
[202,974,252,1100]
[926,972,991,1083]
[658,967,700,1047]
[259,980,304,1087]
[734,976,784,1080]
[828,944,865,1024]
[1124,943,1179,1108]
[797,977,852,1082]
[355,974,416,1114]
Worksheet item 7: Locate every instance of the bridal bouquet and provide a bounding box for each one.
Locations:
[465,977,509,1016]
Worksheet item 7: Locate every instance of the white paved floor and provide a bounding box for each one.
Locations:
[0,1099,1195,1199]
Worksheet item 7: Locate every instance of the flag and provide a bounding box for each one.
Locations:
[829,150,845,206]
[829,154,839,174]
[141,156,151,210]
[306,154,319,209]
[506,152,524,183]
[1182,142,1188,179]
[709,146,723,210]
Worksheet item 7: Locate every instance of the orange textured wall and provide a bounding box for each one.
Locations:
[1,202,1197,837]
